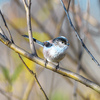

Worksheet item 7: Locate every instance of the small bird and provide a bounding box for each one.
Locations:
[22,35,69,69]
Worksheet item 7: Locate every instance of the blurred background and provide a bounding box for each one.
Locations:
[0,0,100,100]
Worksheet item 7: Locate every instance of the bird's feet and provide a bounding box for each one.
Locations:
[55,63,59,70]
[45,59,48,67]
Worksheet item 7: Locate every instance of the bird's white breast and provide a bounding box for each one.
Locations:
[43,45,68,62]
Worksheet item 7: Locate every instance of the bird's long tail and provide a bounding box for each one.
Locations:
[22,35,44,47]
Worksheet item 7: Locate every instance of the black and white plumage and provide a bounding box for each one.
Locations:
[22,35,69,68]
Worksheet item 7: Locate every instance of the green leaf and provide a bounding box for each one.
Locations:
[11,64,24,83]
[1,66,11,84]
[51,91,69,100]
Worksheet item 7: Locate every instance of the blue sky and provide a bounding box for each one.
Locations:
[75,0,100,22]
[0,0,9,8]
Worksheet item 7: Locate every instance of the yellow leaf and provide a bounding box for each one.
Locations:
[22,57,36,81]
[11,18,27,28]
[24,32,51,42]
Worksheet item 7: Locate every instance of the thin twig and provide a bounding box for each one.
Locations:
[23,0,37,55]
[73,1,83,98]
[66,52,100,85]
[73,48,83,100]
[55,12,66,37]
[0,89,10,99]
[0,9,48,99]
[0,10,14,43]
[22,67,44,100]
[63,77,86,100]
[18,54,49,100]
[67,0,71,11]
[60,0,100,66]
[0,33,100,93]
[84,0,100,54]
[0,88,22,100]
[0,26,8,39]
[49,73,55,99]
[4,15,24,35]
[15,0,53,38]
[22,1,49,99]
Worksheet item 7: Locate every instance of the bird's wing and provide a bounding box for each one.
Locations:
[22,35,44,47]
[43,41,53,47]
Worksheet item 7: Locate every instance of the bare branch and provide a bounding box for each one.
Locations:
[55,12,66,37]
[0,89,10,99]
[0,33,100,93]
[15,0,53,38]
[0,9,47,99]
[60,0,100,67]
[0,10,14,43]
[0,87,22,99]
[67,0,71,11]
[19,54,49,100]
[22,68,44,100]
[23,0,29,9]
[23,0,37,55]
[73,48,83,100]
[0,26,7,39]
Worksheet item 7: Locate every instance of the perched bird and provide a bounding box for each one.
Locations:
[22,35,69,69]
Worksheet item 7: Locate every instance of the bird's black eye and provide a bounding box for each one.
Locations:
[61,41,66,44]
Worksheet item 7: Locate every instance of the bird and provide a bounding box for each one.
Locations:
[22,35,69,69]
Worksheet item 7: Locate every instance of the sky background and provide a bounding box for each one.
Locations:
[0,0,9,7]
[0,0,100,22]
[75,0,100,22]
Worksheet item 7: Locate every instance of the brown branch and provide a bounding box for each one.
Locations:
[22,67,44,100]
[60,0,100,66]
[54,12,66,37]
[22,1,49,98]
[0,26,7,39]
[63,77,86,100]
[23,0,37,55]
[0,10,14,43]
[0,88,22,100]
[0,7,48,99]
[0,33,100,93]
[14,0,53,38]
[19,54,49,100]
[67,0,71,11]
[73,48,83,100]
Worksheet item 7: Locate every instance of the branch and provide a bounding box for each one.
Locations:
[73,48,83,100]
[54,12,66,37]
[19,55,49,100]
[0,10,14,43]
[0,26,7,39]
[15,0,53,38]
[0,33,100,93]
[0,9,48,99]
[67,0,71,11]
[23,0,37,55]
[0,88,22,99]
[22,68,44,100]
[60,0,100,66]
[0,7,48,99]
[0,89,10,99]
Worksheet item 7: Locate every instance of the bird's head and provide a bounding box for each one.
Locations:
[52,36,69,47]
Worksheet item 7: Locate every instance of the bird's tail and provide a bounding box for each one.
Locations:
[22,35,44,47]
